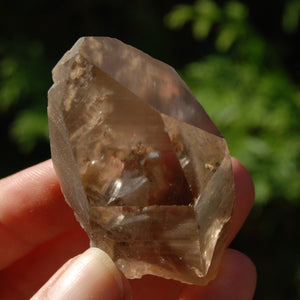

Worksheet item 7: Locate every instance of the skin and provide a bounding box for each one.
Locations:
[0,157,256,299]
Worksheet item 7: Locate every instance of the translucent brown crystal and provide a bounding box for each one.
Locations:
[48,37,235,285]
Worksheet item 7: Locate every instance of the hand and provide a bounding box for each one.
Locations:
[0,158,256,299]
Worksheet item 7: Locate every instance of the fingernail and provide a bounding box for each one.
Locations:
[46,248,124,300]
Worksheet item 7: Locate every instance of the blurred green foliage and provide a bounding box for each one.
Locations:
[165,0,249,51]
[166,0,300,205]
[0,39,50,152]
[282,0,300,33]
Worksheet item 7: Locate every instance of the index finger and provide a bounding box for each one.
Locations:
[0,160,77,269]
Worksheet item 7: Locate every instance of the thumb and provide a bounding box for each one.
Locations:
[31,247,131,300]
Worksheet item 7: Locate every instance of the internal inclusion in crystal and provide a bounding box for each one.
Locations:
[66,65,197,208]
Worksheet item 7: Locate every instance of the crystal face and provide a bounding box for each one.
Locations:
[48,37,235,285]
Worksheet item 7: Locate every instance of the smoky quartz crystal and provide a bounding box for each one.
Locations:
[48,37,235,285]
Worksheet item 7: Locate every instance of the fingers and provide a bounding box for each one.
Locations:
[0,225,89,299]
[228,157,255,245]
[0,160,77,269]
[129,249,256,300]
[178,248,257,300]
[130,275,185,300]
[31,248,131,300]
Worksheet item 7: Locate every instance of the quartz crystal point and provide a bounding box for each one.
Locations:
[48,37,235,285]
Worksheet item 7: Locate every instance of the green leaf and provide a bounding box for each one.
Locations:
[10,109,49,153]
[194,0,221,22]
[192,19,213,39]
[224,1,248,21]
[164,4,194,29]
[282,0,300,33]
[215,26,238,52]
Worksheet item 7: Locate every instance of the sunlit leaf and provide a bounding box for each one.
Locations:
[194,0,221,22]
[215,26,238,52]
[10,109,49,153]
[192,19,212,39]
[224,1,248,21]
[164,4,194,29]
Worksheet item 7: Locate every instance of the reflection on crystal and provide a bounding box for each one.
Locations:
[107,179,122,205]
[148,150,160,159]
[115,214,125,225]
[48,37,235,285]
[179,156,190,169]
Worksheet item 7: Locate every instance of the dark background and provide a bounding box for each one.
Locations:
[1,1,300,299]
